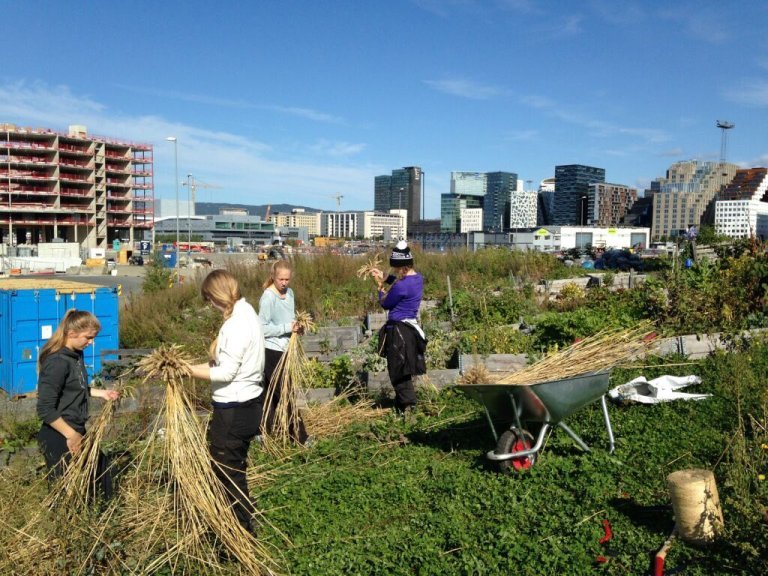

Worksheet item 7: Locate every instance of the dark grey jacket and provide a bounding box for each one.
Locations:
[37,347,89,433]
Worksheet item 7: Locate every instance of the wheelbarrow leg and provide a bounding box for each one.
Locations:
[600,395,616,454]
[556,421,591,452]
[480,401,499,443]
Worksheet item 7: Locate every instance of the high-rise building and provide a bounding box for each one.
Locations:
[441,171,517,232]
[651,160,738,240]
[588,182,638,227]
[552,165,605,225]
[0,123,153,248]
[715,167,768,239]
[509,191,538,228]
[485,172,517,231]
[373,166,422,227]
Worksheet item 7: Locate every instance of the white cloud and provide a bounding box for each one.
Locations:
[557,14,584,36]
[0,80,379,210]
[588,0,645,26]
[504,129,538,141]
[424,78,502,100]
[520,92,671,144]
[724,79,768,107]
[266,105,343,124]
[115,84,344,123]
[308,139,367,157]
[659,147,685,158]
[658,7,729,44]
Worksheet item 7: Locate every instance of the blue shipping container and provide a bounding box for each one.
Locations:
[0,279,119,397]
[162,250,177,268]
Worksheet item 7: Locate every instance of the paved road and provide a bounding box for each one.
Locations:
[14,252,269,297]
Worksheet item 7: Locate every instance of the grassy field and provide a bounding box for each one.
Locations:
[2,246,768,574]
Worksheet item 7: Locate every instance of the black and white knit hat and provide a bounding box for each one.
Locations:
[390,240,413,267]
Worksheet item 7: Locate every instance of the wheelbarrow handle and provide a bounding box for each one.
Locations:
[486,424,549,462]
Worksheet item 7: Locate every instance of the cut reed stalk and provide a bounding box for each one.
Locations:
[356,254,383,279]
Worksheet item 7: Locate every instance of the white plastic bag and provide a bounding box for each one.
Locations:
[608,375,711,404]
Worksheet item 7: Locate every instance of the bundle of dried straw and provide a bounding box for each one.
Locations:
[131,344,281,574]
[495,323,655,386]
[356,254,383,279]
[261,311,315,454]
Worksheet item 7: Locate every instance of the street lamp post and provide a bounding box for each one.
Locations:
[580,195,587,226]
[421,171,425,222]
[186,173,192,258]
[166,137,179,283]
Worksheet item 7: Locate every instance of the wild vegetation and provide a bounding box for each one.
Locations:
[2,242,768,574]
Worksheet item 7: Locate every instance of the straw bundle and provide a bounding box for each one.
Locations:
[496,323,655,386]
[1,345,282,575]
[137,343,192,382]
[44,393,119,510]
[261,311,315,454]
[458,364,498,385]
[131,345,281,575]
[356,254,383,279]
[302,390,385,439]
[1,392,124,574]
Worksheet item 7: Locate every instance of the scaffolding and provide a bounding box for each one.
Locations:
[0,123,154,249]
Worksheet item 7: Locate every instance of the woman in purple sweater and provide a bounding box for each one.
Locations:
[370,241,427,412]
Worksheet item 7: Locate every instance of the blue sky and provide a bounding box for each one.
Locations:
[1,0,767,218]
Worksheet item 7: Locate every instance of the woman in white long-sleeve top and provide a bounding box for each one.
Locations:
[190,269,265,533]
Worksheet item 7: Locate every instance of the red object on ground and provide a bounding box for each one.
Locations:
[599,519,613,544]
[595,519,613,564]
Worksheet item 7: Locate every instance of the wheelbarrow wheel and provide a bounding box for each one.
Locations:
[495,429,536,473]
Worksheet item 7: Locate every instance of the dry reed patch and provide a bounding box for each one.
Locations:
[495,323,655,385]
[302,390,386,440]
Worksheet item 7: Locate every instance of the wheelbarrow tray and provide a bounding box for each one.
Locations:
[458,371,611,424]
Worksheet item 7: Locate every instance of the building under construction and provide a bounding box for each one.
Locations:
[1,123,153,249]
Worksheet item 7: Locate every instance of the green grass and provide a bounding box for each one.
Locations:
[248,348,768,576]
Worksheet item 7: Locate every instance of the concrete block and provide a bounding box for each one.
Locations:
[300,387,336,407]
[366,312,387,331]
[417,369,460,389]
[681,334,721,359]
[460,354,528,373]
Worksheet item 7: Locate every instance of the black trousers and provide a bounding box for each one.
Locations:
[391,377,418,412]
[261,347,308,443]
[208,396,263,529]
[38,423,113,500]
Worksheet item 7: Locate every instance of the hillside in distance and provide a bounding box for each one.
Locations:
[195,202,320,218]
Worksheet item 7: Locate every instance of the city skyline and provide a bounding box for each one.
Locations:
[1,1,767,218]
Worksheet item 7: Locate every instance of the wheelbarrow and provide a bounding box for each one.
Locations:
[457,371,616,472]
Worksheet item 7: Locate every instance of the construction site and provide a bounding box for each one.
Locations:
[0,123,154,251]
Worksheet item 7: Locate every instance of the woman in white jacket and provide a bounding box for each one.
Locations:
[190,269,265,533]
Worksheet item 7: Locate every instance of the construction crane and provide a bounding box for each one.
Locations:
[183,175,223,207]
[181,175,222,256]
[328,193,344,211]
